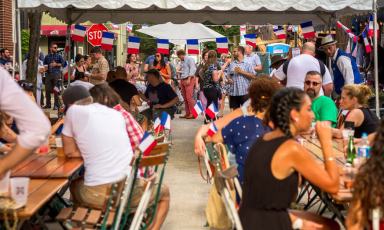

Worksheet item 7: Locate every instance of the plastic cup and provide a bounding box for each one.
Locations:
[0,171,10,195]
[55,137,65,158]
[10,177,30,207]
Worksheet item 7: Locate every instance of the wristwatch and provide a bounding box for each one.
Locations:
[292,218,303,229]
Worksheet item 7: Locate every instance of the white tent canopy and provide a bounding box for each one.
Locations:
[137,22,224,45]
[19,0,374,24]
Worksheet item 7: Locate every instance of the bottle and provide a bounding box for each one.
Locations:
[357,132,371,158]
[347,135,356,164]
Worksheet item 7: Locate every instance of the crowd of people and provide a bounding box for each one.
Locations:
[194,35,383,229]
[1,31,383,229]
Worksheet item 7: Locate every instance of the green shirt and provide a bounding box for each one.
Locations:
[312,96,338,127]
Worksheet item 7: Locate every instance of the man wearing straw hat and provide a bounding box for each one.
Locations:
[320,34,362,95]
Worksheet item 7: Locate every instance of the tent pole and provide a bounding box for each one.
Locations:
[17,6,23,80]
[12,0,16,79]
[66,8,72,86]
[373,0,380,117]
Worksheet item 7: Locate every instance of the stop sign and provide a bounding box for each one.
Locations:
[87,24,108,46]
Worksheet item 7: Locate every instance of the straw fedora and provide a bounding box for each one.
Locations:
[320,35,337,48]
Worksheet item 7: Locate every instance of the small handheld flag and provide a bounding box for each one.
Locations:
[126,23,133,32]
[300,21,316,39]
[336,21,351,33]
[153,117,163,133]
[207,122,218,137]
[191,100,204,118]
[216,37,229,54]
[273,26,286,39]
[111,23,119,30]
[205,103,218,120]
[139,132,157,155]
[157,39,169,55]
[101,31,114,51]
[127,36,140,54]
[187,39,199,55]
[362,31,372,53]
[160,112,171,130]
[244,34,257,48]
[71,24,86,42]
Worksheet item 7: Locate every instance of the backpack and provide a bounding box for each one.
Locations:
[283,59,326,79]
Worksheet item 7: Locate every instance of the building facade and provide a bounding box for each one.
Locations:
[0,0,13,52]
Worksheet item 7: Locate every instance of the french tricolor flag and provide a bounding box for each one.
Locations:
[71,24,86,42]
[157,39,169,55]
[127,36,140,54]
[369,15,374,37]
[244,34,257,48]
[153,117,163,133]
[273,26,286,39]
[362,31,372,53]
[216,37,229,54]
[101,31,114,51]
[126,23,133,32]
[139,132,157,155]
[160,112,171,130]
[111,23,119,30]
[191,100,204,118]
[207,122,218,137]
[300,21,316,39]
[205,103,218,119]
[187,39,199,55]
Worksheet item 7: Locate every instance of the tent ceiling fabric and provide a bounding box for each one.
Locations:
[19,0,373,24]
[137,22,224,45]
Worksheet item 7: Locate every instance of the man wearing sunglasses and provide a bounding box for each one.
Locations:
[304,71,337,127]
[43,43,65,109]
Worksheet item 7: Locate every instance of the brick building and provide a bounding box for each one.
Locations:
[0,0,13,53]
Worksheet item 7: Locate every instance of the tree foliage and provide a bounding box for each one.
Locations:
[21,29,30,59]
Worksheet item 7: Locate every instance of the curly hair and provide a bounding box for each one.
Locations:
[268,87,306,137]
[349,120,384,228]
[248,75,282,113]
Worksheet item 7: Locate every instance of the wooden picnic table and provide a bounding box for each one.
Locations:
[17,179,68,219]
[11,151,83,179]
[301,135,352,203]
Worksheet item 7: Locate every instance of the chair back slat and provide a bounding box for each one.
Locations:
[139,154,167,168]
[149,143,170,155]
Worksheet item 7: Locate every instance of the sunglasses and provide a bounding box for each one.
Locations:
[52,47,58,49]
[304,80,321,87]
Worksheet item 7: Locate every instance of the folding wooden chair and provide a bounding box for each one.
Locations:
[56,179,125,230]
[115,143,170,230]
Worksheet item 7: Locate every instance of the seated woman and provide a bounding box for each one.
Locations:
[143,69,178,120]
[346,120,384,229]
[239,88,339,230]
[334,84,379,138]
[194,76,281,183]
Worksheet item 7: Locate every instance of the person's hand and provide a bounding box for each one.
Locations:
[302,219,323,229]
[316,121,332,143]
[227,78,234,84]
[234,66,242,74]
[194,125,209,156]
[153,104,163,109]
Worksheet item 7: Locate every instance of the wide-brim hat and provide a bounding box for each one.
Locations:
[270,55,286,68]
[320,34,337,48]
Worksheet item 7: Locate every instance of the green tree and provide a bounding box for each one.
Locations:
[21,29,30,58]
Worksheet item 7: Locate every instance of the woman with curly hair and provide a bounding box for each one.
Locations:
[335,84,379,138]
[195,76,280,183]
[346,120,384,229]
[239,87,339,230]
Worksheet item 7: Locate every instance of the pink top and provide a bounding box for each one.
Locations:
[0,68,50,149]
[125,63,140,84]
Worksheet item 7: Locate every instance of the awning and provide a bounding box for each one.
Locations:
[40,25,74,36]
[19,0,376,25]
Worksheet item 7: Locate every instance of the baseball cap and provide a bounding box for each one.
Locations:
[62,85,91,111]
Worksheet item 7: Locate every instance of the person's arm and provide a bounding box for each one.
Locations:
[0,125,17,143]
[236,67,256,80]
[272,64,286,83]
[62,135,82,158]
[131,95,142,107]
[346,199,363,230]
[254,55,263,71]
[0,69,50,175]
[337,56,355,84]
[194,109,243,156]
[188,58,197,77]
[322,83,333,97]
[294,122,339,193]
[91,60,108,81]
[345,109,365,129]
[155,97,178,109]
[51,118,64,135]
[161,63,172,79]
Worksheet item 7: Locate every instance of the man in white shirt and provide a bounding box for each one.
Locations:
[61,85,133,209]
[0,68,50,175]
[244,45,263,72]
[273,42,334,96]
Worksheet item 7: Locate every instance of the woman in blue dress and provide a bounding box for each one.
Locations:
[194,76,281,183]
